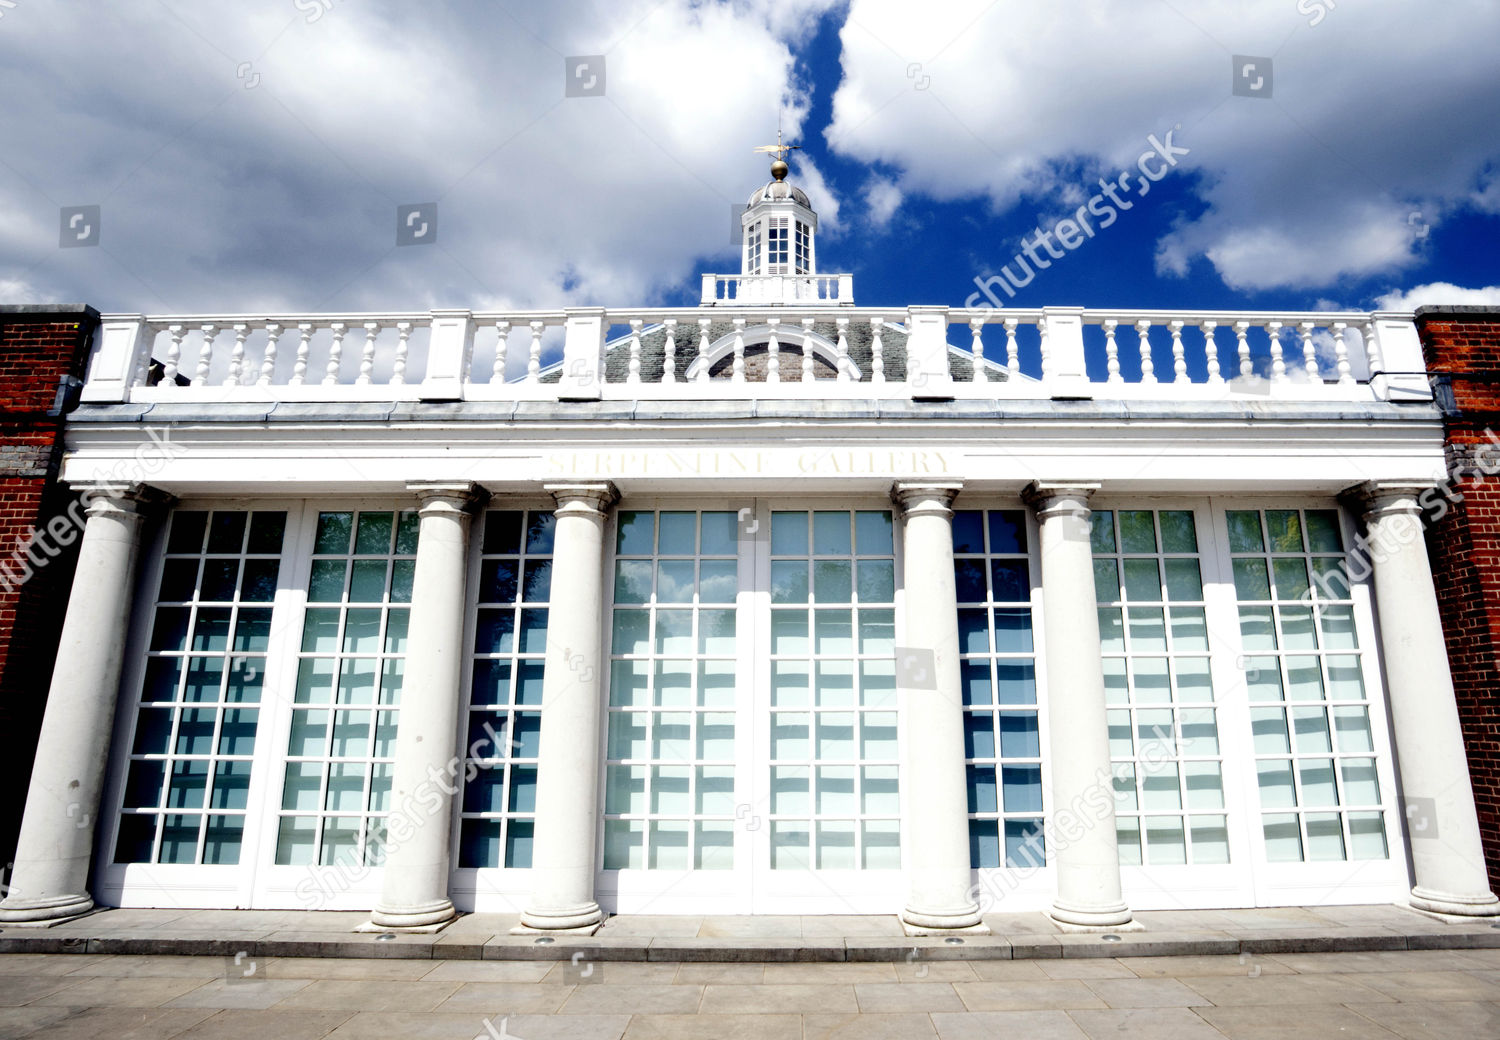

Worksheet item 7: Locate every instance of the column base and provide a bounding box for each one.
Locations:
[0,893,95,925]
[1408,886,1500,919]
[366,899,457,931]
[514,903,604,935]
[901,904,988,935]
[1048,900,1137,931]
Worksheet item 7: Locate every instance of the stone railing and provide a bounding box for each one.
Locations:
[700,274,854,306]
[80,306,1431,406]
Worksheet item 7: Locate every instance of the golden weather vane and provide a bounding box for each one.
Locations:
[753,128,800,180]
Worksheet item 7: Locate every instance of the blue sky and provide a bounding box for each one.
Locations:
[2,0,1497,317]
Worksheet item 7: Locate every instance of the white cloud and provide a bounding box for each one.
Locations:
[1375,283,1500,311]
[825,0,1500,292]
[789,154,842,233]
[862,176,902,227]
[0,0,843,312]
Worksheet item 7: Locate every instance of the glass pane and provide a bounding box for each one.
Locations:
[1122,559,1162,602]
[1272,557,1310,600]
[354,512,393,555]
[1305,510,1342,552]
[856,511,894,555]
[813,512,852,555]
[857,560,896,602]
[813,561,852,602]
[1189,816,1230,864]
[1119,511,1157,553]
[1091,511,1116,553]
[1163,559,1203,601]
[1306,813,1346,861]
[699,560,738,603]
[700,511,737,555]
[1159,511,1198,553]
[1263,813,1303,862]
[771,512,807,556]
[1265,510,1303,552]
[1093,559,1120,602]
[616,511,655,555]
[1232,559,1271,600]
[658,512,697,555]
[952,511,984,553]
[655,560,695,603]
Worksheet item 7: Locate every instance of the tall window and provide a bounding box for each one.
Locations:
[767,218,789,272]
[603,511,740,870]
[768,510,899,870]
[747,222,762,275]
[955,510,1044,869]
[795,221,811,274]
[115,510,285,866]
[1093,509,1229,866]
[1228,508,1388,863]
[458,510,554,869]
[276,509,416,867]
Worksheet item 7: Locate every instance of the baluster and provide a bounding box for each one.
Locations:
[1300,321,1319,380]
[357,322,380,385]
[195,324,217,386]
[970,317,987,383]
[1004,318,1020,374]
[1038,320,1051,377]
[1104,320,1122,383]
[1234,321,1252,378]
[1136,320,1155,383]
[1169,320,1187,382]
[225,324,249,387]
[259,323,281,386]
[490,321,509,386]
[697,318,712,383]
[802,317,816,382]
[1267,322,1286,382]
[323,323,346,386]
[627,319,643,384]
[869,317,885,383]
[133,325,155,388]
[462,322,477,385]
[527,321,544,383]
[1202,321,1222,384]
[291,324,313,385]
[393,322,412,385]
[1361,319,1384,384]
[663,319,678,384]
[732,318,747,383]
[162,324,186,388]
[835,317,851,382]
[1332,321,1353,384]
[766,318,780,383]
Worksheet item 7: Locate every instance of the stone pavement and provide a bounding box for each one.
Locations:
[2,947,1500,1038]
[4,904,1499,962]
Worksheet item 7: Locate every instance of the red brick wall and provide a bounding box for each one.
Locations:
[0,306,98,878]
[1417,306,1500,893]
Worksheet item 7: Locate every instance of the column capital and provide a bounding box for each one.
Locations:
[1022,482,1100,520]
[75,482,174,519]
[891,482,963,519]
[1339,480,1433,523]
[406,481,488,514]
[543,482,620,517]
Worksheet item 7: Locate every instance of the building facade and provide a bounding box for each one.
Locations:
[1,167,1496,935]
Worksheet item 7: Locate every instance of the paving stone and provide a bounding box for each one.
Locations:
[322,1011,527,1039]
[557,984,703,1016]
[1195,1003,1402,1038]
[966,960,1050,981]
[670,963,766,984]
[645,939,843,963]
[952,980,1108,1012]
[540,962,680,985]
[699,983,858,1014]
[14,1006,219,1039]
[0,1004,80,1039]
[852,982,965,1012]
[1267,949,1492,974]
[1119,954,1289,978]
[49,954,226,978]
[30,975,212,1007]
[1348,970,1500,1002]
[1346,1000,1500,1040]
[422,960,553,983]
[0,954,105,976]
[1066,1007,1228,1039]
[0,976,88,1006]
[894,961,979,982]
[271,979,463,1013]
[1080,977,1210,1009]
[259,956,442,980]
[1037,959,1137,980]
[761,963,896,983]
[696,917,802,939]
[430,981,577,1015]
[596,917,702,939]
[799,916,905,937]
[1177,972,1396,1006]
[931,1010,1089,1039]
[168,1008,355,1039]
[803,1012,938,1038]
[164,977,315,1010]
[621,1013,797,1039]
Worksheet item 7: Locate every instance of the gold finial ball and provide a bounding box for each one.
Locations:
[770,159,789,181]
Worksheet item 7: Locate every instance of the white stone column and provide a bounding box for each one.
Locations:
[369,482,485,930]
[892,483,985,933]
[1024,483,1134,929]
[0,484,165,924]
[517,482,618,934]
[1349,482,1500,917]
